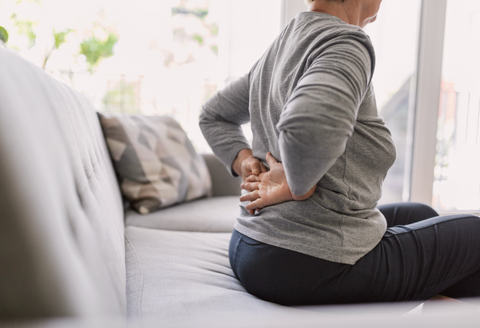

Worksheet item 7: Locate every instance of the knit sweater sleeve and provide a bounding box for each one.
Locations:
[276,34,374,196]
[199,74,251,176]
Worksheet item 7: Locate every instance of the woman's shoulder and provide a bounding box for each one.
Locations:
[288,12,373,52]
[300,13,375,72]
[294,11,367,34]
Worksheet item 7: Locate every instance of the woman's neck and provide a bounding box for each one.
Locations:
[308,1,367,28]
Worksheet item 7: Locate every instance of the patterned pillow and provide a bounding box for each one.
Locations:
[98,113,211,214]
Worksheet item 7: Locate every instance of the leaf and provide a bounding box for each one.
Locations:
[0,26,8,43]
[14,20,37,48]
[79,31,119,70]
[53,28,72,49]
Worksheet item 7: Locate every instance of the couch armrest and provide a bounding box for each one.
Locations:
[202,153,241,197]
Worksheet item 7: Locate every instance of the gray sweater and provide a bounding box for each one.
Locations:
[199,12,396,265]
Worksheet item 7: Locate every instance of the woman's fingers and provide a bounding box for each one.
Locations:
[246,175,261,182]
[248,209,255,215]
[251,161,260,175]
[265,152,278,167]
[245,199,264,211]
[260,162,268,173]
[241,182,260,191]
[239,190,260,202]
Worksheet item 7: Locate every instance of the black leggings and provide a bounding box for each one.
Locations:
[229,203,480,306]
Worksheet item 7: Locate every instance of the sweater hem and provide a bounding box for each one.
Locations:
[233,222,381,266]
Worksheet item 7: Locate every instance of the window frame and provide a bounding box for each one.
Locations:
[407,0,448,206]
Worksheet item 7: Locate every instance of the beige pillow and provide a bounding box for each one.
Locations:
[98,113,211,214]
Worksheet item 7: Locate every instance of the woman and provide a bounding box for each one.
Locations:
[199,0,480,305]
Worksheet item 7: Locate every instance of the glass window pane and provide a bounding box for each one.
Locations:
[1,0,281,153]
[364,0,422,204]
[433,0,480,211]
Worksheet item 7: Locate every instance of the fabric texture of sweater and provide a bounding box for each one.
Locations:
[199,12,396,265]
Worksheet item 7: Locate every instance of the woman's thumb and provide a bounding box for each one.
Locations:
[266,152,277,167]
[252,162,260,175]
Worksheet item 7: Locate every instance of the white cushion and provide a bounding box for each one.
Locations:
[125,196,240,232]
[125,226,291,321]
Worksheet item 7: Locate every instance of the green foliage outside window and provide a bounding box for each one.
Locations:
[43,28,72,68]
[53,29,71,49]
[13,17,37,48]
[103,80,139,113]
[80,32,118,70]
[171,7,208,19]
[210,45,218,55]
[192,34,204,46]
[209,23,218,36]
[0,26,8,43]
[168,2,219,68]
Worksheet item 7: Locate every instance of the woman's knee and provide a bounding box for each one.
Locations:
[379,202,440,226]
[408,202,439,216]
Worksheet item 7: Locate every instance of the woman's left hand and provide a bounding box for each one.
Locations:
[240,152,316,212]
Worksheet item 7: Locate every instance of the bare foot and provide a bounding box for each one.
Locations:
[422,294,478,314]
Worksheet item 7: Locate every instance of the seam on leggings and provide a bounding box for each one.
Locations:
[232,231,242,276]
[384,215,479,238]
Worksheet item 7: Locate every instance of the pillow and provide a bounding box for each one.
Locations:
[98,113,211,214]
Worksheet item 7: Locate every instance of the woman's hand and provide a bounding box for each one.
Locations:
[232,149,267,183]
[240,152,316,212]
[232,149,267,215]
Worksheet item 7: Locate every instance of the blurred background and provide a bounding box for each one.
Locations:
[0,0,478,213]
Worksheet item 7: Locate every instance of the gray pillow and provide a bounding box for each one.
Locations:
[98,113,211,214]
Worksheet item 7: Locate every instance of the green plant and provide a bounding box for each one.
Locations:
[102,80,139,113]
[192,34,203,46]
[209,23,218,36]
[13,19,37,48]
[54,28,71,49]
[43,28,72,68]
[0,26,8,43]
[171,7,208,19]
[210,45,218,55]
[80,32,118,70]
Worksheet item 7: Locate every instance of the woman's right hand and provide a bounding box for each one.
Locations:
[240,152,316,213]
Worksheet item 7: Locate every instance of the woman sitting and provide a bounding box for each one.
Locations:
[200,0,480,305]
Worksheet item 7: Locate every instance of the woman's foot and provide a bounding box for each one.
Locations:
[422,295,479,314]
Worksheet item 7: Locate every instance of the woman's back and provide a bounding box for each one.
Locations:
[201,11,396,265]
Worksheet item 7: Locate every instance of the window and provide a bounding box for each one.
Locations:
[363,0,422,204]
[3,0,478,213]
[283,1,423,206]
[433,0,480,211]
[0,0,280,153]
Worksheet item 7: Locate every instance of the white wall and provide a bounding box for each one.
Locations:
[281,0,307,28]
[221,0,282,80]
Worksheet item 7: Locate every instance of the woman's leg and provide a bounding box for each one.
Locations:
[229,214,480,305]
[378,202,439,227]
[377,203,479,302]
[344,214,480,303]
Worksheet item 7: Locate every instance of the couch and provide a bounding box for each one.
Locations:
[1,47,479,327]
